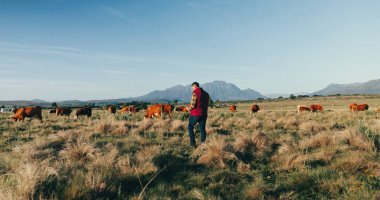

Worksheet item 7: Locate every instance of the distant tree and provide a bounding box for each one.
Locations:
[289,94,296,100]
[0,105,4,108]
[51,102,58,108]
[278,96,283,99]
[174,100,179,105]
[209,98,214,108]
[258,98,264,101]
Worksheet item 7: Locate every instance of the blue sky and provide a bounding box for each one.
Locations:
[1,0,380,101]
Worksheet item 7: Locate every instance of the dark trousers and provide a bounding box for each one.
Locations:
[188,115,207,146]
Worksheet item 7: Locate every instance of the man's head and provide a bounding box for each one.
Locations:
[191,82,199,91]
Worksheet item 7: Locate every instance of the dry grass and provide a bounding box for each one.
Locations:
[299,131,336,150]
[244,185,264,200]
[195,137,237,169]
[59,136,98,168]
[132,118,154,135]
[339,129,375,152]
[1,96,380,199]
[170,119,186,132]
[299,121,326,136]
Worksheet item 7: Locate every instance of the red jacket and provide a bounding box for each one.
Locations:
[190,87,210,117]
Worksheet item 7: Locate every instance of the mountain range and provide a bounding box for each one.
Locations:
[2,79,380,106]
[133,80,265,103]
[0,81,265,106]
[312,79,380,96]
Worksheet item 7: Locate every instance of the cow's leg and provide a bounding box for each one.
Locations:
[38,115,43,122]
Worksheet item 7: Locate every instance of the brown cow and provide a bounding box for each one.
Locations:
[297,105,310,113]
[250,104,260,113]
[229,105,237,112]
[48,109,56,114]
[349,103,369,112]
[56,107,72,116]
[357,104,369,111]
[107,105,116,114]
[145,104,161,118]
[12,107,20,114]
[377,108,380,113]
[349,103,357,111]
[120,106,137,114]
[174,105,189,112]
[75,107,92,118]
[144,104,174,118]
[310,104,324,113]
[120,106,128,113]
[163,104,174,117]
[11,106,43,122]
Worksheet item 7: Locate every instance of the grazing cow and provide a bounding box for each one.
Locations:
[144,104,162,118]
[349,103,357,111]
[250,104,260,113]
[120,106,128,113]
[107,105,116,114]
[297,105,310,113]
[12,108,20,114]
[120,106,137,114]
[356,104,369,111]
[229,105,237,112]
[56,107,72,116]
[310,104,324,113]
[11,106,43,122]
[75,107,92,118]
[377,108,380,113]
[144,104,174,118]
[349,103,369,112]
[48,109,56,114]
[163,104,174,118]
[174,106,189,112]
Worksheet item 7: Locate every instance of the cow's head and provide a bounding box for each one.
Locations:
[11,115,18,122]
[12,108,19,114]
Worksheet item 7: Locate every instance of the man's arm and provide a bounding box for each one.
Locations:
[188,92,197,111]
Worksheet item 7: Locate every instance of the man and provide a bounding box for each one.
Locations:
[188,82,210,148]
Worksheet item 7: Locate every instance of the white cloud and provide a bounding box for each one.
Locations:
[0,41,83,57]
[101,6,132,21]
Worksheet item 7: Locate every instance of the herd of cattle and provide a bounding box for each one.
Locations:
[5,103,380,122]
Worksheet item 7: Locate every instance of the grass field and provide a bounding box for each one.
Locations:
[1,96,380,199]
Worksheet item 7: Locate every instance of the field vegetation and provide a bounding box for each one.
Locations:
[1,96,380,199]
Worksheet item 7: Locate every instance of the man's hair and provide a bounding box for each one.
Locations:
[191,82,200,87]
